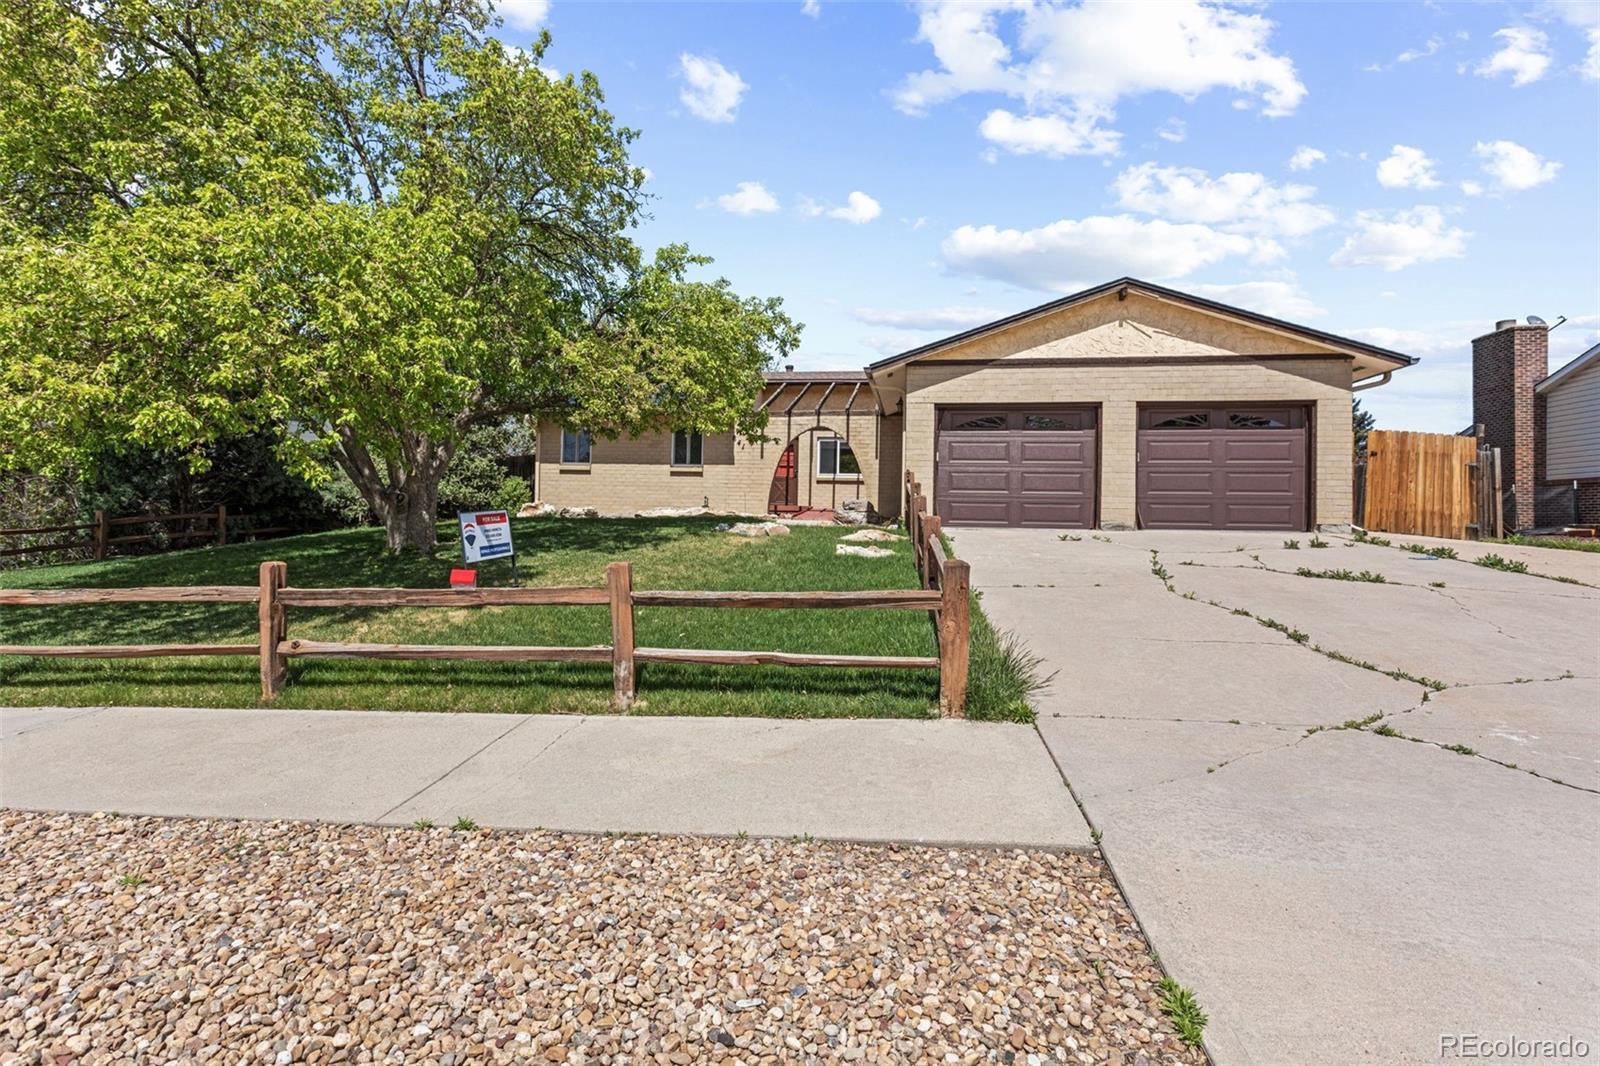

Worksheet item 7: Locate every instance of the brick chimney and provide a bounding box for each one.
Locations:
[1471,320,1548,531]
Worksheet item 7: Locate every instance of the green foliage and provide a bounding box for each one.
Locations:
[1295,567,1388,583]
[1475,553,1529,574]
[436,424,533,518]
[1156,977,1208,1047]
[451,816,479,832]
[965,611,1053,723]
[1499,534,1600,553]
[1352,398,1376,456]
[1282,539,1300,550]
[0,0,797,553]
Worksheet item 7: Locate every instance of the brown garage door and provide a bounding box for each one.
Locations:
[1137,406,1308,530]
[936,408,1097,527]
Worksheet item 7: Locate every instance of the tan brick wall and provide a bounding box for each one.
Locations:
[535,394,888,516]
[902,358,1355,529]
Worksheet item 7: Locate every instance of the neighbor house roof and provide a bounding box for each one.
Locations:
[763,370,867,383]
[864,277,1420,378]
[1536,342,1600,395]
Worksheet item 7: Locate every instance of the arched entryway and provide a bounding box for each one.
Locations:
[767,425,860,516]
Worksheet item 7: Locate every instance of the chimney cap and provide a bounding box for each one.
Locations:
[1495,319,1518,331]
[784,364,794,372]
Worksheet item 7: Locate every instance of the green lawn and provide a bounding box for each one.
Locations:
[0,517,1037,721]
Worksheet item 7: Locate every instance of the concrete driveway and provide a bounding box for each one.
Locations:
[956,527,1600,1066]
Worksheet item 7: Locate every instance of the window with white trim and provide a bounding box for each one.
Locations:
[560,428,591,464]
[671,430,703,467]
[816,438,860,478]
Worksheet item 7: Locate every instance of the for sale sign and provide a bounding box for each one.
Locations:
[458,510,514,563]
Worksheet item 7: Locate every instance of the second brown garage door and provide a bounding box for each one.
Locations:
[935,408,1097,527]
[1137,405,1309,530]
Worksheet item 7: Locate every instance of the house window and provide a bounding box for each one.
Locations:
[949,413,1007,431]
[671,429,703,467]
[1023,414,1070,430]
[817,438,861,478]
[1228,411,1290,429]
[561,428,591,464]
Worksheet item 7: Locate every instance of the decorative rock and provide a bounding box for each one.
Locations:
[0,809,1203,1066]
[635,506,709,518]
[836,544,893,559]
[840,529,904,543]
[727,522,790,538]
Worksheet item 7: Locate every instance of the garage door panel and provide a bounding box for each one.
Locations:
[945,468,1014,493]
[944,439,1011,463]
[1017,438,1089,463]
[1221,438,1301,463]
[1142,438,1214,463]
[1138,406,1307,530]
[937,409,1097,529]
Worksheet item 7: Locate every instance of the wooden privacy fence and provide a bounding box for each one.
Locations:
[0,506,294,563]
[1361,430,1503,540]
[0,553,974,716]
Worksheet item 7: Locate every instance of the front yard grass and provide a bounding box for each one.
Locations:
[0,516,1037,721]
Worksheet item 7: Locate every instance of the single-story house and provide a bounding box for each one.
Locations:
[1474,319,1600,530]
[535,277,1417,531]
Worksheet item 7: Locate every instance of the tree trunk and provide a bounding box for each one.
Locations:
[332,432,455,555]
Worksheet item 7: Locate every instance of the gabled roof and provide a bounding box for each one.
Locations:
[864,277,1419,375]
[1536,342,1600,395]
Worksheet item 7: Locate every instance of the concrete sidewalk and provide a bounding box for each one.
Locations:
[0,706,1091,849]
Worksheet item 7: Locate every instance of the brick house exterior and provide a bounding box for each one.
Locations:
[1472,323,1600,530]
[536,278,1416,530]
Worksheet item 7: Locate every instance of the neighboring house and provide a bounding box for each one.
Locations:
[1473,323,1600,530]
[535,277,1417,531]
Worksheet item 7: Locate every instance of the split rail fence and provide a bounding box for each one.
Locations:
[0,506,973,715]
[1359,429,1503,540]
[0,505,294,563]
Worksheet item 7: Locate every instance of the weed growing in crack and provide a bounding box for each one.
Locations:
[1091,534,1111,543]
[1295,567,1388,583]
[1149,552,1175,591]
[1059,533,1082,542]
[1283,539,1301,550]
[1428,546,1458,559]
[1257,616,1309,643]
[1305,725,1325,736]
[1338,713,1384,730]
[1309,536,1330,548]
[1429,581,1447,588]
[1230,608,1252,617]
[1475,553,1529,574]
[1371,723,1400,737]
[1443,743,1478,756]
[1090,828,1103,845]
[452,816,479,832]
[1157,977,1209,1048]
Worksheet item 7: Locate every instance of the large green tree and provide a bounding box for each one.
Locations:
[0,0,797,551]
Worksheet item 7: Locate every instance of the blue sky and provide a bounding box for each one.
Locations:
[499,0,1600,433]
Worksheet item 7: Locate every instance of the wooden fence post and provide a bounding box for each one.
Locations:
[938,558,970,718]
[93,510,108,562]
[258,560,288,700]
[607,561,636,710]
[922,516,942,588]
[215,504,227,547]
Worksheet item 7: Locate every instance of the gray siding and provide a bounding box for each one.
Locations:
[1545,359,1600,481]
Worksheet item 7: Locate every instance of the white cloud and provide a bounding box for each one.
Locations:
[977,108,1121,157]
[714,181,779,215]
[1287,146,1326,171]
[892,1,1305,158]
[801,0,820,16]
[1547,2,1600,79]
[940,214,1281,293]
[1112,163,1334,237]
[678,53,748,123]
[1187,279,1326,320]
[801,191,883,224]
[1473,140,1561,191]
[496,0,549,30]
[1459,180,1484,197]
[1376,145,1442,190]
[828,191,882,224]
[1330,207,1469,271]
[1157,118,1187,143]
[852,306,1005,330]
[1474,27,1552,86]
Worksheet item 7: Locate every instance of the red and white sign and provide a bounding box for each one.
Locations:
[458,510,513,563]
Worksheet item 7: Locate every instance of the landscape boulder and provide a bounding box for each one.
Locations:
[835,543,894,558]
[727,522,791,538]
[840,529,904,543]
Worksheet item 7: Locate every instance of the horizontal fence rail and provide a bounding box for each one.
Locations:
[0,529,974,715]
[1,505,298,564]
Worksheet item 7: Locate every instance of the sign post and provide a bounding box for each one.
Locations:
[458,510,518,582]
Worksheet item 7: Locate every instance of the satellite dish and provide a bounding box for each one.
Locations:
[1527,315,1547,326]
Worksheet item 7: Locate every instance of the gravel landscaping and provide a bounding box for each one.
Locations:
[0,811,1202,1065]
